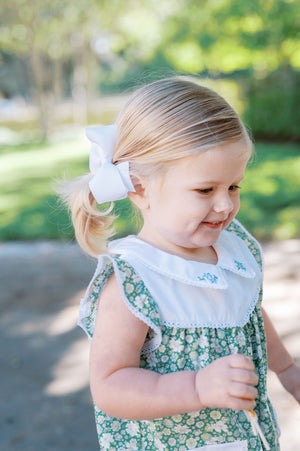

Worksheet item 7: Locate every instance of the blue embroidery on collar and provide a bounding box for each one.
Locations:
[234,260,247,271]
[197,273,219,284]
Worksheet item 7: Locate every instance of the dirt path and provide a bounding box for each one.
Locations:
[0,240,299,450]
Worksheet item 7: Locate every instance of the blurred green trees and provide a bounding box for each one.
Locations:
[0,139,299,241]
[0,0,299,139]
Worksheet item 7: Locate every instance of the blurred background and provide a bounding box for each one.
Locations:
[0,0,299,450]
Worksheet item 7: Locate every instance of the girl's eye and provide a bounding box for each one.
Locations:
[198,188,213,194]
[229,185,241,192]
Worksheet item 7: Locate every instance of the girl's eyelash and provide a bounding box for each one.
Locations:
[229,185,242,191]
[197,185,242,194]
[198,188,213,194]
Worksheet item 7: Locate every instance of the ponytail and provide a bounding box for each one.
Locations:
[57,174,115,257]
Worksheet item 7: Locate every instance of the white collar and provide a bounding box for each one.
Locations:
[108,228,259,290]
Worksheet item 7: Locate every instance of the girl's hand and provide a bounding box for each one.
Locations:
[195,354,259,411]
[277,363,300,404]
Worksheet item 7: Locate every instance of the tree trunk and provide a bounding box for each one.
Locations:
[71,43,88,126]
[31,51,55,140]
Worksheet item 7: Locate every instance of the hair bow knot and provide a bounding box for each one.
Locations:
[86,124,135,204]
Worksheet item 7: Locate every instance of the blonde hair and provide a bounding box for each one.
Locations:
[59,78,250,257]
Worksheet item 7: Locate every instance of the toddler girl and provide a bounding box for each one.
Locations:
[60,78,299,450]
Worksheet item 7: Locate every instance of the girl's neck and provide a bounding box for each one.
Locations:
[136,232,218,265]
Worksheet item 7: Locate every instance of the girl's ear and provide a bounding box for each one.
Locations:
[128,175,149,210]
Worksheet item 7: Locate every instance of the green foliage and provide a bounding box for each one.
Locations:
[158,0,300,74]
[0,139,299,243]
[0,137,88,240]
[0,0,300,140]
[243,68,300,140]
[1,0,299,84]
[237,142,300,240]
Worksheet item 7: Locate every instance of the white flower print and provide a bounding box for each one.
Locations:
[168,437,176,446]
[123,266,132,278]
[189,350,198,360]
[236,330,246,347]
[187,416,195,426]
[210,410,221,420]
[198,334,209,348]
[186,437,197,448]
[210,337,217,348]
[100,433,114,449]
[131,272,142,284]
[125,282,134,294]
[172,415,182,423]
[169,337,184,353]
[135,294,148,308]
[154,436,166,450]
[163,418,173,428]
[217,329,225,339]
[257,345,263,358]
[207,420,229,433]
[111,420,121,432]
[125,438,138,450]
[126,422,139,436]
[196,420,204,429]
[198,350,209,367]
[115,433,122,442]
[145,352,158,367]
[96,423,103,435]
[229,343,238,354]
[215,343,223,353]
[174,424,190,434]
[178,357,185,369]
[186,334,193,344]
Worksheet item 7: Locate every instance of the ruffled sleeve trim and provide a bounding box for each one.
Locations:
[78,255,162,354]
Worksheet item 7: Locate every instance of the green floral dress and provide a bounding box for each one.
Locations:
[78,220,280,451]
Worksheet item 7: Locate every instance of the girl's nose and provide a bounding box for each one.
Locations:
[213,193,234,214]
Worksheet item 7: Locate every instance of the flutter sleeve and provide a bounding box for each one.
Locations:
[78,254,162,354]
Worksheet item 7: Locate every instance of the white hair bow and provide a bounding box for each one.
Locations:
[86,124,135,204]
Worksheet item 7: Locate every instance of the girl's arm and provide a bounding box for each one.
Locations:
[90,274,258,420]
[262,307,300,403]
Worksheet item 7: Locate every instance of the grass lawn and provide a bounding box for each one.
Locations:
[0,135,299,243]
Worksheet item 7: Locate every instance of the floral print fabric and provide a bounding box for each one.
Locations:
[81,222,280,450]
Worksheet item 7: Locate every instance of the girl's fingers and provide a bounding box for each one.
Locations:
[228,354,255,371]
[227,395,256,412]
[231,368,259,386]
[228,382,258,400]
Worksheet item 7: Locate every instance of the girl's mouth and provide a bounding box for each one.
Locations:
[202,221,224,229]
